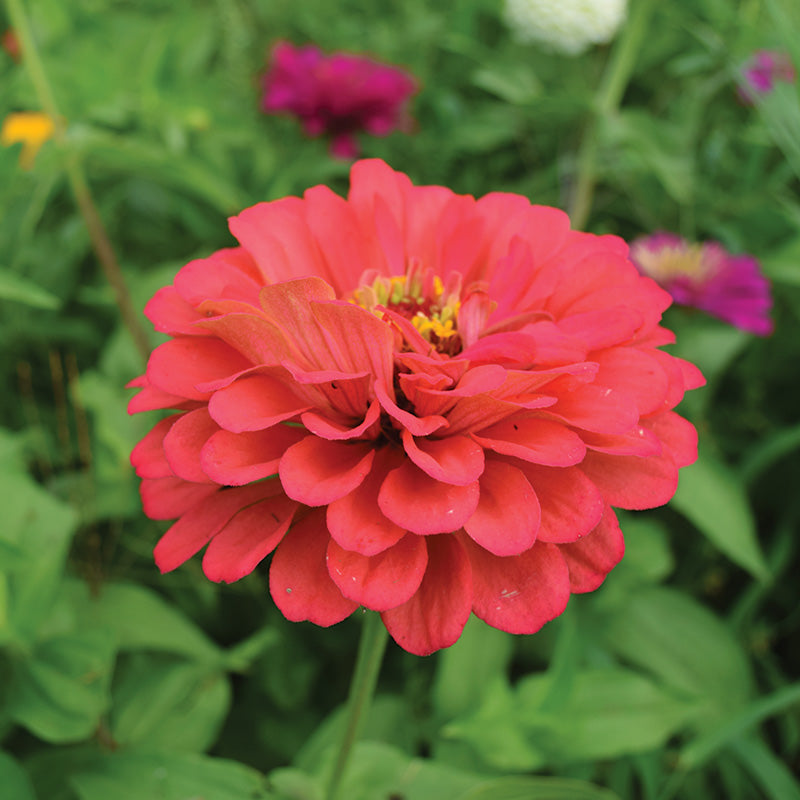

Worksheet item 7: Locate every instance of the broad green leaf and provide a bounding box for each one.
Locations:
[600,586,752,724]
[610,514,674,586]
[680,682,800,769]
[69,751,270,800]
[0,750,37,800]
[455,776,620,800]
[671,447,769,580]
[441,677,547,772]
[70,581,221,662]
[9,629,115,743]
[433,615,514,720]
[1,470,78,641]
[517,669,697,762]
[110,655,231,752]
[0,268,60,309]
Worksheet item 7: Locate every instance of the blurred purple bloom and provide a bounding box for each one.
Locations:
[630,232,774,336]
[262,41,417,158]
[738,50,796,105]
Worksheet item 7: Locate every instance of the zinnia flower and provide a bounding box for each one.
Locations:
[1,111,54,168]
[2,29,20,62]
[130,160,703,656]
[630,232,773,336]
[261,42,417,159]
[737,50,796,105]
[503,0,627,55]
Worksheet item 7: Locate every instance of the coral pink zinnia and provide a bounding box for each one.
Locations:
[262,41,417,159]
[129,160,703,656]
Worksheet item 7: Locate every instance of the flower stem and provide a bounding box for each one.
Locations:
[4,0,151,364]
[324,610,389,800]
[568,0,657,230]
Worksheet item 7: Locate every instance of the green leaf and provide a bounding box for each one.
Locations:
[433,615,514,720]
[671,446,769,580]
[110,655,231,752]
[0,751,37,800]
[727,736,800,800]
[680,682,800,769]
[71,581,221,662]
[0,268,60,309]
[517,668,697,762]
[9,629,115,742]
[599,586,752,725]
[455,776,620,800]
[605,514,674,586]
[69,751,270,800]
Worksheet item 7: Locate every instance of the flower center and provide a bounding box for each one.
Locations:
[635,243,712,283]
[352,262,465,354]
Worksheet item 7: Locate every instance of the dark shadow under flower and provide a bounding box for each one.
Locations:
[630,232,774,336]
[262,41,417,159]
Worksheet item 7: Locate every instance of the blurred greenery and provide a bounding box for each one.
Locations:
[1,0,799,798]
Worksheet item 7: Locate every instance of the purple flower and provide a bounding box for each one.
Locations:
[261,42,417,159]
[738,50,796,105]
[630,233,774,336]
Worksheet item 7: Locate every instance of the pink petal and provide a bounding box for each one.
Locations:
[378,460,479,535]
[401,430,485,486]
[301,399,380,441]
[128,382,199,414]
[162,408,219,484]
[580,449,679,510]
[130,415,179,478]
[144,286,205,336]
[463,460,540,556]
[581,426,662,457]
[641,411,698,468]
[519,464,604,543]
[465,538,570,634]
[269,510,359,626]
[559,506,625,593]
[208,375,310,432]
[147,338,251,400]
[326,450,407,556]
[326,533,428,611]
[140,477,218,521]
[543,384,639,435]
[279,436,375,506]
[201,425,306,485]
[381,535,473,655]
[472,417,586,467]
[202,493,298,583]
[375,380,449,437]
[557,307,642,351]
[154,482,277,571]
[593,348,669,416]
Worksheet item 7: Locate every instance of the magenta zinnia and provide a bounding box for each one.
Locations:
[261,42,417,159]
[630,232,773,336]
[130,160,703,656]
[737,50,796,105]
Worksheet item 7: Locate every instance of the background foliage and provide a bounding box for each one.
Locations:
[1,0,798,798]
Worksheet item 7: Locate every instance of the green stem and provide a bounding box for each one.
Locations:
[5,0,151,364]
[324,610,389,800]
[568,0,657,230]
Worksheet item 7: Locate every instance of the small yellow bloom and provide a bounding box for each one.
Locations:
[1,111,55,168]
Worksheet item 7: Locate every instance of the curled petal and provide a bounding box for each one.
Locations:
[378,460,479,535]
[279,436,375,506]
[326,533,428,611]
[559,506,625,593]
[208,374,310,432]
[641,410,698,467]
[270,510,359,626]
[401,430,485,486]
[464,460,540,556]
[202,493,298,583]
[381,535,473,656]
[465,538,570,635]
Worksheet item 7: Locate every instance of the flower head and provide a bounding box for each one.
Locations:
[738,50,796,105]
[261,42,417,159]
[130,160,703,656]
[504,0,627,55]
[2,29,21,62]
[630,232,773,336]
[1,111,54,168]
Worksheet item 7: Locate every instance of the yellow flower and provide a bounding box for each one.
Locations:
[1,111,55,168]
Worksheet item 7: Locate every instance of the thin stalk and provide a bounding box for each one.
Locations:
[5,0,151,364]
[568,0,657,229]
[324,610,389,800]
